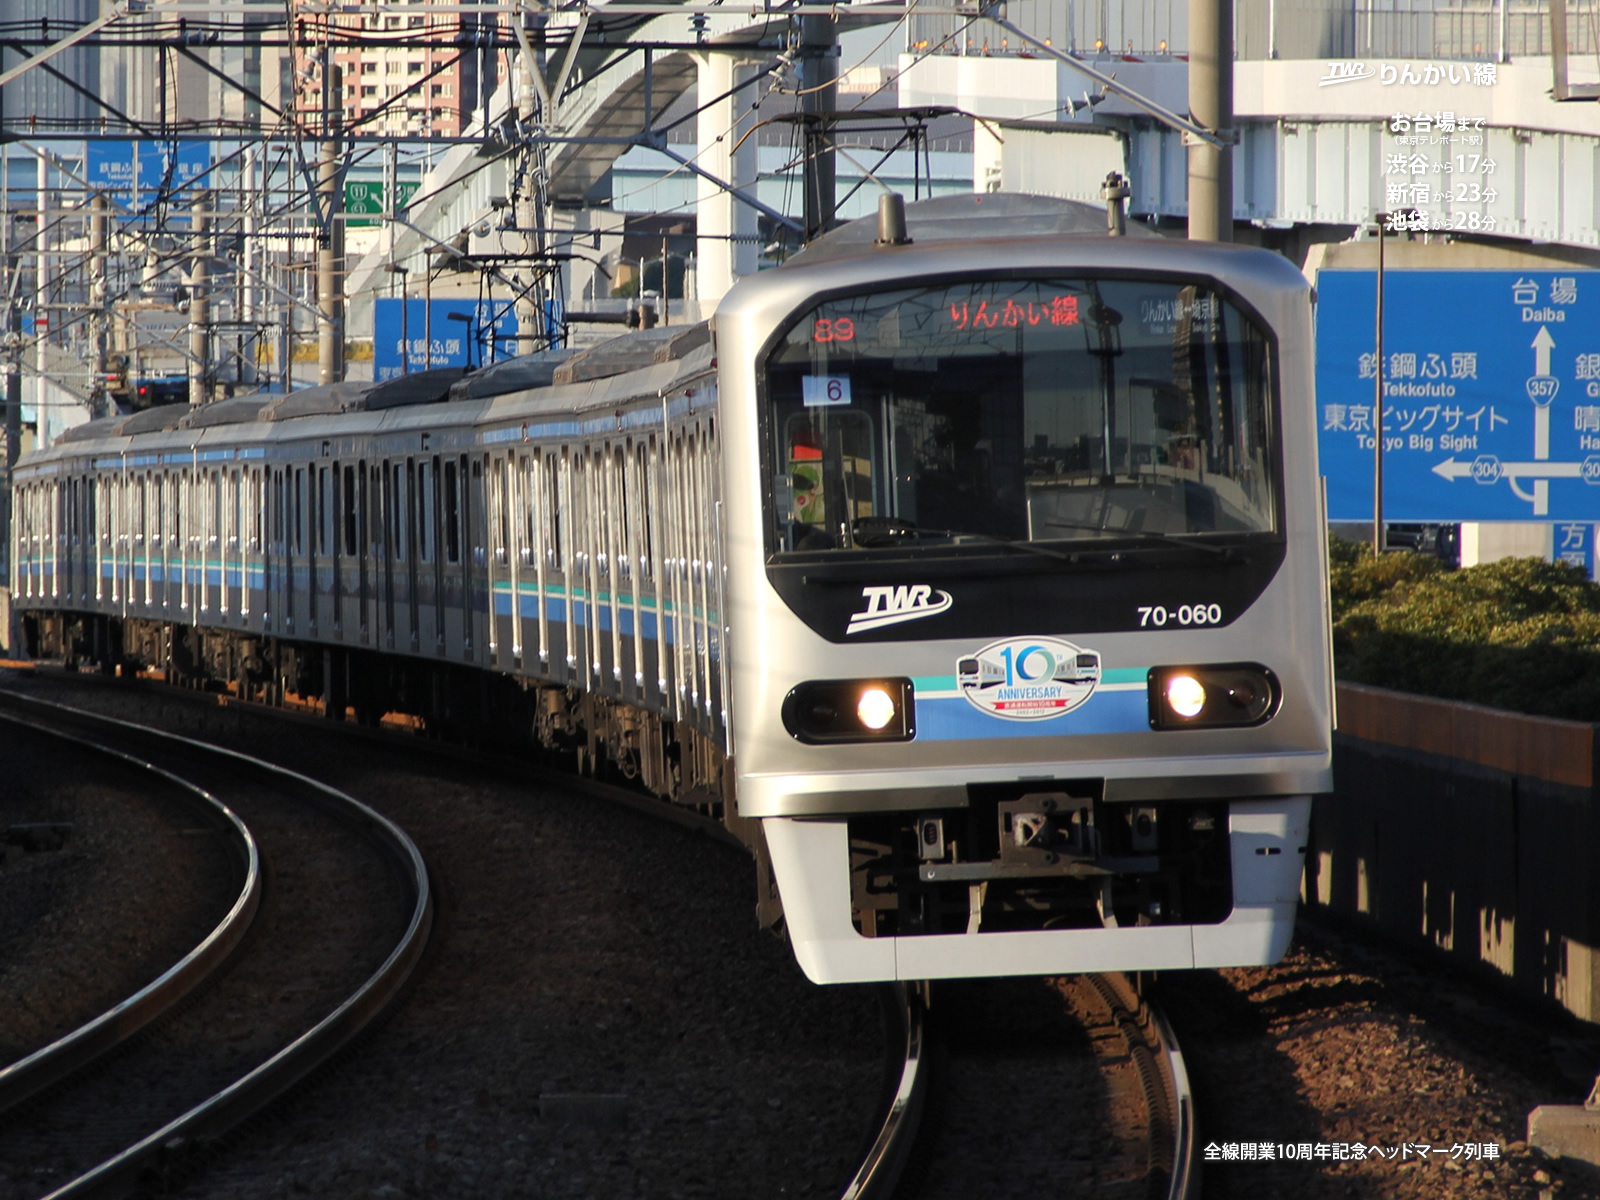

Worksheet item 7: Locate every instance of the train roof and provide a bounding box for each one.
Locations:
[22,337,716,469]
[787,193,1160,266]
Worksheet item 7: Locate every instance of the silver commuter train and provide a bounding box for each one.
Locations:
[11,195,1333,984]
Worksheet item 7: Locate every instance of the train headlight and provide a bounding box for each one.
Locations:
[1149,664,1279,729]
[1165,674,1207,718]
[782,678,915,744]
[857,687,897,730]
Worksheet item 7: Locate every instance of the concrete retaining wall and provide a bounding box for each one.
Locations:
[1306,681,1600,1022]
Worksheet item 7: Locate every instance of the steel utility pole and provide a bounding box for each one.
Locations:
[1188,0,1234,241]
[1373,216,1387,556]
[800,10,838,241]
[318,62,346,387]
[188,191,211,407]
[90,193,108,419]
[515,24,543,355]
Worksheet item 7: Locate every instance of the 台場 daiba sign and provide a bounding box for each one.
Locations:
[1315,269,1600,520]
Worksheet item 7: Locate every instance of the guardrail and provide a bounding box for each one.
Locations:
[1306,681,1600,1023]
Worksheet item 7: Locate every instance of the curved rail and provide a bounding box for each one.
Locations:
[839,982,930,1200]
[0,690,434,1200]
[0,714,262,1118]
[1086,972,1198,1200]
[1147,995,1197,1200]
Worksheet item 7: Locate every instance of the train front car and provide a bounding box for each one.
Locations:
[716,200,1332,984]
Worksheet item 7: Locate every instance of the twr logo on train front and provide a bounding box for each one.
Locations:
[958,637,1101,720]
[846,584,953,634]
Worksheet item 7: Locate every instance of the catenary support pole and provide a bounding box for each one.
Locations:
[189,191,211,407]
[1187,0,1234,241]
[801,11,838,241]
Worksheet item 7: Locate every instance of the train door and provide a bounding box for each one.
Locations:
[602,444,625,693]
[506,453,526,668]
[538,450,561,673]
[627,442,651,699]
[225,469,240,621]
[133,473,146,612]
[382,459,399,650]
[486,454,504,665]
[94,474,108,606]
[583,446,607,688]
[521,453,546,669]
[245,467,262,621]
[439,455,458,653]
[467,456,485,661]
[420,454,442,651]
[266,467,283,632]
[564,448,590,684]
[334,460,351,638]
[61,477,73,604]
[312,463,326,636]
[404,456,423,650]
[666,430,695,721]
[360,464,374,649]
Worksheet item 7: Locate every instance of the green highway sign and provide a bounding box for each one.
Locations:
[344,181,420,227]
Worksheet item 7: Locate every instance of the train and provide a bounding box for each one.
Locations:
[10,193,1333,984]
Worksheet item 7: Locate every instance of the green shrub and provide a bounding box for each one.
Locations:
[1329,538,1600,722]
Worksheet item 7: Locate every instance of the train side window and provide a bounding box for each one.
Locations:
[612,446,629,579]
[544,452,562,571]
[519,455,537,568]
[491,457,509,566]
[636,443,653,581]
[249,471,263,553]
[388,462,405,562]
[292,468,306,555]
[443,458,461,565]
[207,472,220,550]
[270,469,283,552]
[361,460,372,560]
[228,470,242,550]
[417,458,435,564]
[341,464,358,557]
[317,466,331,556]
[470,457,485,568]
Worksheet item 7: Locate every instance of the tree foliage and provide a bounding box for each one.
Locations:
[1329,539,1600,722]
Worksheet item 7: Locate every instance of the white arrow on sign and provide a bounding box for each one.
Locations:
[1533,325,1556,377]
[1432,456,1590,481]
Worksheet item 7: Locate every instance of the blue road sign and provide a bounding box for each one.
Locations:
[1316,270,1600,521]
[373,299,518,379]
[85,141,211,211]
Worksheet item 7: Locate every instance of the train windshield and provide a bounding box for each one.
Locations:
[763,276,1277,557]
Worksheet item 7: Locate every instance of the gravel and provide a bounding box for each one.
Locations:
[0,672,886,1200]
[9,668,1600,1199]
[0,719,240,1066]
[1158,918,1600,1199]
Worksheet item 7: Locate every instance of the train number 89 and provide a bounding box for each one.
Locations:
[1138,603,1223,628]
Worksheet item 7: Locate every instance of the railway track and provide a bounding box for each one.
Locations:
[0,671,1193,1200]
[1,671,929,1200]
[902,972,1196,1200]
[0,690,432,1200]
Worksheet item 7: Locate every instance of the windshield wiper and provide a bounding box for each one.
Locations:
[1040,518,1236,557]
[850,515,1237,560]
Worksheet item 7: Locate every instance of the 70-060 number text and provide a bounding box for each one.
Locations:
[1138,603,1223,628]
